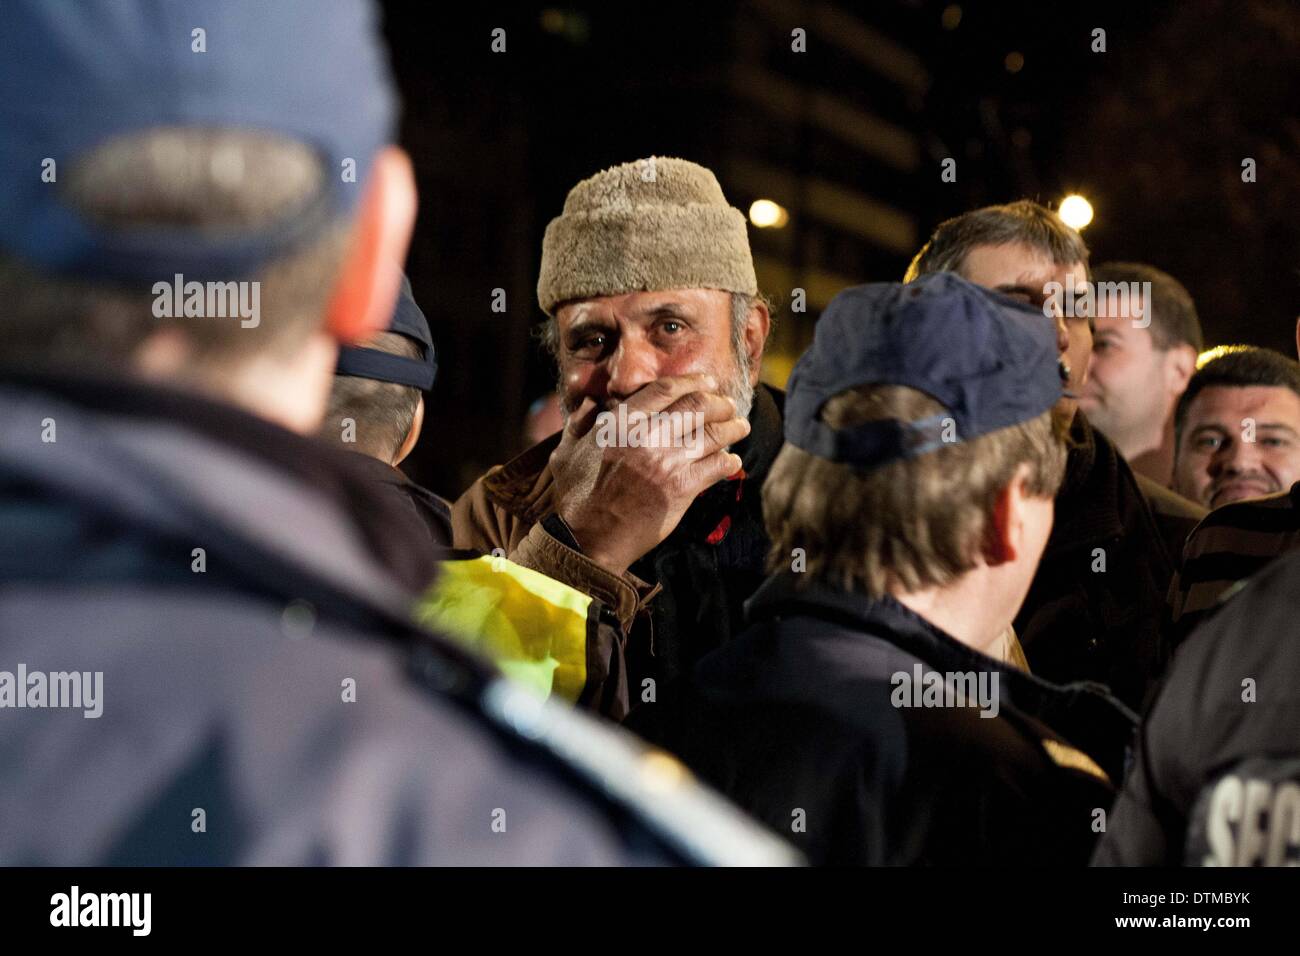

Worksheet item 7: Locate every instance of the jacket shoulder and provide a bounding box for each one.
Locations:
[1135,473,1206,522]
[451,433,562,549]
[483,432,562,504]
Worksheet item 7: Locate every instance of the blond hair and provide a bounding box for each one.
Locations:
[763,384,1066,595]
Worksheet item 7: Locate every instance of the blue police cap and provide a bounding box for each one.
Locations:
[335,275,437,390]
[0,0,396,282]
[784,272,1062,468]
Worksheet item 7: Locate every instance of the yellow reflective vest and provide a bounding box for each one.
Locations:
[414,553,599,705]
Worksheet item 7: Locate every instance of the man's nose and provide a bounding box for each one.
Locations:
[1212,439,1262,476]
[605,339,659,400]
[1054,313,1070,357]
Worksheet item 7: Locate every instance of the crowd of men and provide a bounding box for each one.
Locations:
[3,0,1300,868]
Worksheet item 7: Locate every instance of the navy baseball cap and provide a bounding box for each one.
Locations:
[336,275,437,390]
[784,272,1062,469]
[0,0,396,283]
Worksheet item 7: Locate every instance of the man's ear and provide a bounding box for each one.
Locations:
[743,299,771,385]
[325,146,417,345]
[393,394,425,467]
[984,465,1031,566]
[1294,316,1300,363]
[1165,343,1196,393]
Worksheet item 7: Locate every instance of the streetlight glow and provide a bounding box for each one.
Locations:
[748,199,789,229]
[1059,194,1094,230]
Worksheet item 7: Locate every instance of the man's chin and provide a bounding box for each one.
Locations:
[1053,395,1079,425]
[1210,482,1279,508]
[1075,393,1103,415]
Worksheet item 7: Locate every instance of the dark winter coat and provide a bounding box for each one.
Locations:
[631,573,1136,866]
[0,370,796,866]
[1015,412,1176,712]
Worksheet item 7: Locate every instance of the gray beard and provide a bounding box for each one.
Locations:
[726,361,755,425]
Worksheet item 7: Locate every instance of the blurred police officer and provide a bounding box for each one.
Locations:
[0,0,794,866]
[632,274,1135,865]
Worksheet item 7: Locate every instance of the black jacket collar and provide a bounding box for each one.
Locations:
[744,572,1005,678]
[1050,411,1125,551]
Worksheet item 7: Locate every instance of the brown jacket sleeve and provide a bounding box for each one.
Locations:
[449,466,528,553]
[451,473,657,634]
[451,472,659,723]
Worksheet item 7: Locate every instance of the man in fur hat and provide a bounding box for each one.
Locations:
[453,156,776,716]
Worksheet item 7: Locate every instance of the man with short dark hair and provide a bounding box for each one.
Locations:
[906,200,1175,711]
[0,0,792,866]
[1083,262,1202,487]
[634,274,1135,865]
[1166,347,1300,635]
[1172,346,1300,510]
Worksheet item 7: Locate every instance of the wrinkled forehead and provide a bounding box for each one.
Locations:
[555,288,732,326]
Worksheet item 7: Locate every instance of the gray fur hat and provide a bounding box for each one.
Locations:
[537,156,757,316]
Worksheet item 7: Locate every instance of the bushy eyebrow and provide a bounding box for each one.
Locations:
[1190,422,1299,436]
[564,315,613,335]
[562,300,697,342]
[642,302,692,319]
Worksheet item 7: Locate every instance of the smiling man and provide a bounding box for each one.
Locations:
[1167,350,1300,639]
[1172,347,1300,509]
[453,157,775,713]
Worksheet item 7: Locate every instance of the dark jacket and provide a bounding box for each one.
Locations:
[1134,473,1206,571]
[1015,412,1175,712]
[453,384,786,712]
[1166,483,1300,644]
[1095,545,1300,865]
[343,452,455,551]
[631,574,1135,865]
[0,371,797,866]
